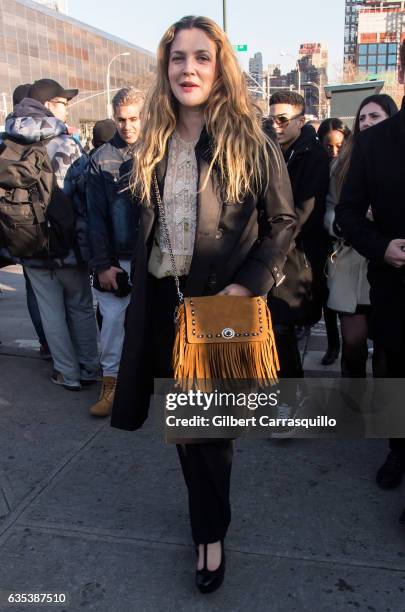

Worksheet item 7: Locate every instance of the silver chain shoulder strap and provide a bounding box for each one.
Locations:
[152,171,184,304]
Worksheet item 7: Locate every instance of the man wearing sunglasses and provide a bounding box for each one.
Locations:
[267,91,330,431]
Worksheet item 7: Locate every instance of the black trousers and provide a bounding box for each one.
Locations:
[149,275,233,543]
[384,348,405,457]
[273,323,303,379]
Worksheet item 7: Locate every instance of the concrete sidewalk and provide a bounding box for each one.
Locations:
[0,265,404,611]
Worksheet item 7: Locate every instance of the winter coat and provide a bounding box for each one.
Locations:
[0,98,89,268]
[335,97,405,350]
[268,125,330,325]
[86,132,138,272]
[111,128,297,431]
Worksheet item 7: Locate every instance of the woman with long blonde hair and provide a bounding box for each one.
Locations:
[111,15,296,593]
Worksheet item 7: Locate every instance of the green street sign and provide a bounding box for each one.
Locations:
[233,44,248,52]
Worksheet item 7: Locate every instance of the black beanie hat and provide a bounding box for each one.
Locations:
[92,119,117,148]
[12,83,31,107]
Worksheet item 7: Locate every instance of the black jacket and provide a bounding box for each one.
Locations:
[268,125,330,325]
[111,129,297,431]
[335,97,405,350]
[86,133,138,272]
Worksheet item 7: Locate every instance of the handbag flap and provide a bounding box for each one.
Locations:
[184,296,269,344]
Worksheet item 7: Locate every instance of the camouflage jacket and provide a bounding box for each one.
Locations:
[0,98,89,268]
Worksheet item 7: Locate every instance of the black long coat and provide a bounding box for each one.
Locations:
[268,125,330,326]
[335,97,405,351]
[111,130,297,431]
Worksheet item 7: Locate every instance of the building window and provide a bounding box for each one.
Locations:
[388,43,398,54]
[367,55,377,65]
[378,43,387,54]
[367,65,376,74]
[368,44,377,54]
[378,54,386,65]
[359,44,367,55]
[358,55,367,65]
[388,54,397,65]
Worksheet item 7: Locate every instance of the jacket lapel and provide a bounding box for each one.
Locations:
[142,155,169,247]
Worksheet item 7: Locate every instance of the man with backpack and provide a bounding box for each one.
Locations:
[0,78,99,391]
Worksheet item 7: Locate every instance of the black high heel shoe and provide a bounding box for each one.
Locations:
[195,541,225,593]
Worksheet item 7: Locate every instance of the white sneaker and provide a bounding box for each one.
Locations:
[272,402,296,439]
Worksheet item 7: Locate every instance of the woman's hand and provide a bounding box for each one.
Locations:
[217,283,253,297]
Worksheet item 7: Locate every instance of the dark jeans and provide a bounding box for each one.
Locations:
[149,274,233,543]
[23,268,46,346]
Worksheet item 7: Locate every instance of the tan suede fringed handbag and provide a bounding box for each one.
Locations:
[152,172,280,387]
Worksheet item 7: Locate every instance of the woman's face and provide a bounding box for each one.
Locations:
[168,27,217,110]
[358,101,389,131]
[323,130,345,159]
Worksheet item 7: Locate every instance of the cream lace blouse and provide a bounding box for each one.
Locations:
[148,131,198,279]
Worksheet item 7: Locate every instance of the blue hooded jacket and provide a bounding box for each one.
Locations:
[0,97,89,268]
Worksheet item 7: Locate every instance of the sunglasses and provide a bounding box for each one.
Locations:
[50,99,68,107]
[269,113,303,126]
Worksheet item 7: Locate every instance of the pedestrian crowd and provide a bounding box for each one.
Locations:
[1,14,405,595]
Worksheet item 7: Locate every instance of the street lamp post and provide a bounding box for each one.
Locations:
[1,92,7,119]
[223,0,227,32]
[106,52,130,118]
[280,51,301,95]
[69,88,120,107]
[246,72,269,109]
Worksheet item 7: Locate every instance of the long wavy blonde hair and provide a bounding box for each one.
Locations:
[132,15,278,204]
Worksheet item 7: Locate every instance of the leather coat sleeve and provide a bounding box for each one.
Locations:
[324,172,339,237]
[335,138,390,263]
[234,144,296,296]
[86,154,113,273]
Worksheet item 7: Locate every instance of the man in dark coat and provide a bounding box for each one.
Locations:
[267,91,330,382]
[87,87,144,417]
[335,41,405,503]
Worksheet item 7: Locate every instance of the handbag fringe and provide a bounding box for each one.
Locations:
[173,304,280,387]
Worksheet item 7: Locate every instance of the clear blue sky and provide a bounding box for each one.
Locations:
[67,0,345,80]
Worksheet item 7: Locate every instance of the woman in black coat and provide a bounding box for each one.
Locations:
[111,15,296,593]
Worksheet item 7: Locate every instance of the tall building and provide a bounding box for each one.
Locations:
[357,1,405,77]
[0,0,156,133]
[248,51,263,95]
[299,42,328,69]
[344,0,366,67]
[298,43,328,117]
[344,0,405,68]
[268,63,281,76]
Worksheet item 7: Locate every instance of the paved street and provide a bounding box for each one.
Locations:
[0,265,404,612]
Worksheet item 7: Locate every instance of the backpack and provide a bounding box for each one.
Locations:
[0,137,76,259]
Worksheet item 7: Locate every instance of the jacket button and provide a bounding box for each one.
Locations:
[215,228,223,239]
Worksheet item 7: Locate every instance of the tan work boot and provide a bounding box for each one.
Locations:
[89,376,116,417]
